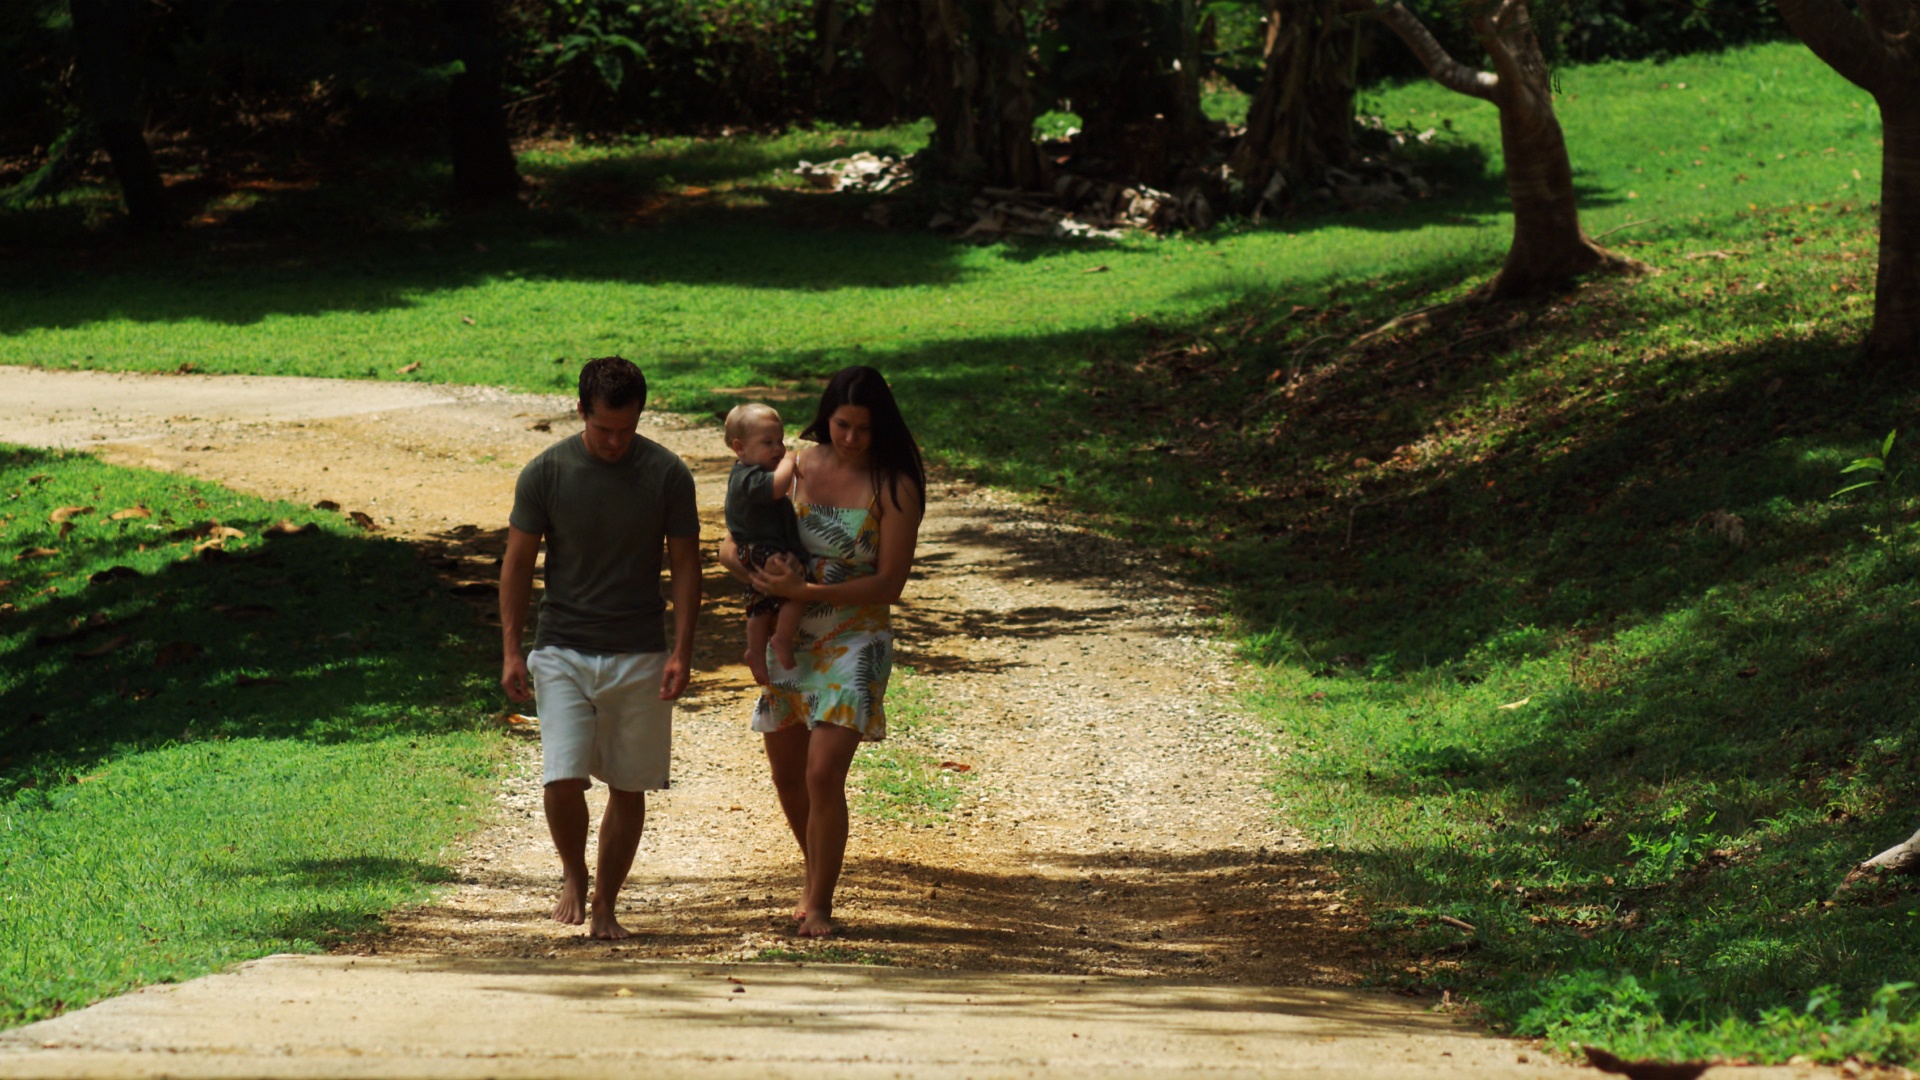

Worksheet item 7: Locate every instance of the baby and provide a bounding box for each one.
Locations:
[723,402,808,686]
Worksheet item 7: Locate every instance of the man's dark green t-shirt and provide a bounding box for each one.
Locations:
[509,433,699,655]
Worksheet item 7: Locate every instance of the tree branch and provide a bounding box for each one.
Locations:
[1775,0,1894,94]
[1347,0,1498,102]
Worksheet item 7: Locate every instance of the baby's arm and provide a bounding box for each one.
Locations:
[769,445,797,499]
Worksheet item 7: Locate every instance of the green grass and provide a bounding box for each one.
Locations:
[0,447,502,1028]
[1,36,1911,1063]
[850,668,967,824]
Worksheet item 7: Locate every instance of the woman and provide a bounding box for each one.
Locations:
[719,365,926,938]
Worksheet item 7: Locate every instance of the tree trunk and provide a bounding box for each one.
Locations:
[67,0,169,231]
[858,0,922,124]
[1357,0,1636,297]
[1868,94,1920,365]
[1051,0,1209,189]
[917,0,1042,190]
[1475,5,1619,298]
[1774,0,1920,368]
[1227,0,1362,214]
[444,0,521,203]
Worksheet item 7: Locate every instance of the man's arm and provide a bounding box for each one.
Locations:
[660,533,702,701]
[499,525,541,701]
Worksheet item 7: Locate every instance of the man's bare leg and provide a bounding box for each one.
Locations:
[590,787,646,940]
[744,612,772,686]
[543,779,591,925]
[763,726,811,920]
[798,723,862,938]
[771,598,804,672]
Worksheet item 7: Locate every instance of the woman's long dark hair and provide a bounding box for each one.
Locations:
[802,366,927,513]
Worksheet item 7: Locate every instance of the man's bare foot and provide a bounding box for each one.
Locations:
[796,910,834,938]
[589,898,631,940]
[745,648,769,686]
[552,875,588,926]
[772,638,798,672]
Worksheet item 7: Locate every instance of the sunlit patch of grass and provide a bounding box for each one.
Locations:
[0,446,500,1030]
[850,668,966,824]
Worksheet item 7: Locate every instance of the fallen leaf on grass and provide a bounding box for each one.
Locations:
[154,641,204,668]
[938,761,973,773]
[397,362,422,374]
[175,361,196,374]
[49,506,94,524]
[347,511,380,531]
[1736,666,1760,679]
[25,474,48,485]
[461,315,476,325]
[497,712,535,726]
[15,547,59,561]
[74,633,133,659]
[313,499,341,512]
[88,565,142,585]
[264,519,317,539]
[528,420,552,432]
[1498,697,1531,710]
[235,673,285,687]
[1083,264,1109,273]
[109,506,152,520]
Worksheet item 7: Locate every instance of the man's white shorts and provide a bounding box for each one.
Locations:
[528,646,672,791]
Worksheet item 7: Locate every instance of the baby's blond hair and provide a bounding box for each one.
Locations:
[723,402,782,446]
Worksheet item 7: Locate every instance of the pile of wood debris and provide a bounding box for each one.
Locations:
[791,142,1433,238]
[792,152,912,194]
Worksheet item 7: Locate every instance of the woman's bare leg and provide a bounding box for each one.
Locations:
[799,723,862,937]
[763,725,811,918]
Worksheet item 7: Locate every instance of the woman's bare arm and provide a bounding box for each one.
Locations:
[751,478,921,606]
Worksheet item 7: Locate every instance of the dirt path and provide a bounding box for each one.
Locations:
[0,365,1621,1077]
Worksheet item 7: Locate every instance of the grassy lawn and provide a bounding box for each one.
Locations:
[0,448,501,1028]
[4,37,1915,1063]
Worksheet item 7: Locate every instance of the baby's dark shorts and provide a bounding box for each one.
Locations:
[742,542,809,618]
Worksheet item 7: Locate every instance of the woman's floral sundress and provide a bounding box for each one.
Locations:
[750,499,891,741]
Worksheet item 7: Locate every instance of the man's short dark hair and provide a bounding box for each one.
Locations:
[578,356,647,415]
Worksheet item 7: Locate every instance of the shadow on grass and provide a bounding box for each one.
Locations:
[0,450,486,792]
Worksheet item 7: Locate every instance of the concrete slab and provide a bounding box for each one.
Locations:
[0,956,1612,1079]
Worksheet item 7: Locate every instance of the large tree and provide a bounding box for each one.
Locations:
[1041,0,1209,189]
[1350,0,1638,298]
[67,0,169,231]
[442,0,521,203]
[901,0,1044,189]
[1228,0,1365,214]
[1775,0,1919,366]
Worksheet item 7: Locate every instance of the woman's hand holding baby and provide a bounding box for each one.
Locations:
[749,551,806,598]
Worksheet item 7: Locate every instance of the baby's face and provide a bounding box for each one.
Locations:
[733,419,786,470]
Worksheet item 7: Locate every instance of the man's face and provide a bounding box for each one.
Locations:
[733,419,786,471]
[578,398,641,463]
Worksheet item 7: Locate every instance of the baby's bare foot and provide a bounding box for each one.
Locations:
[745,648,769,686]
[773,638,798,672]
[552,875,587,926]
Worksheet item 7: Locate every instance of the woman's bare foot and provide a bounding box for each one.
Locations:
[796,910,834,938]
[745,648,769,686]
[589,896,631,940]
[552,875,588,926]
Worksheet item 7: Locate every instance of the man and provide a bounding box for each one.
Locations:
[499,356,700,940]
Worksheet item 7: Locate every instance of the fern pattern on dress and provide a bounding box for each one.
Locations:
[751,500,893,742]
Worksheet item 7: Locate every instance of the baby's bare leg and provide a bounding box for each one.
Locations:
[745,611,772,686]
[772,597,804,671]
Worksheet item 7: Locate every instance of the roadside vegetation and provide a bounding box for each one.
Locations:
[2,37,1914,1063]
[0,448,501,1028]
[850,667,968,825]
